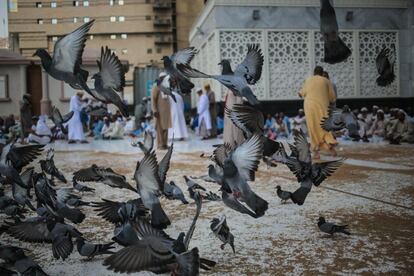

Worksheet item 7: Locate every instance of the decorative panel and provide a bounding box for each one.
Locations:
[359,32,398,97]
[219,31,265,100]
[268,31,310,99]
[314,31,356,98]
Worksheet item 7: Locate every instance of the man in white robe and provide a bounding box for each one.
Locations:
[196,88,212,139]
[28,115,52,144]
[168,91,188,141]
[68,91,87,144]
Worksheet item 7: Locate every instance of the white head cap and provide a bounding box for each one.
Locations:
[159,72,167,78]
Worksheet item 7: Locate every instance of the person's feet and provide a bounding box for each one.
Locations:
[80,140,89,144]
[68,140,76,144]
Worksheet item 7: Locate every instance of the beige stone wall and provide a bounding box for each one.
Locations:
[0,65,27,117]
[176,0,205,49]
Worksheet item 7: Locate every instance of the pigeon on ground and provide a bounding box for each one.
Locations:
[164,181,189,204]
[275,185,292,204]
[210,216,235,253]
[318,217,351,236]
[50,106,74,135]
[72,179,95,193]
[131,130,154,154]
[376,46,396,87]
[66,198,90,207]
[91,198,147,225]
[178,44,263,106]
[161,47,196,95]
[75,237,115,260]
[45,197,86,224]
[33,20,95,96]
[39,149,67,183]
[92,46,129,117]
[320,0,351,64]
[134,151,170,229]
[0,244,48,276]
[0,194,26,219]
[184,175,206,192]
[73,164,137,193]
[279,130,344,205]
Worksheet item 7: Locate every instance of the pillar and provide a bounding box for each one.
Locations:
[40,69,51,115]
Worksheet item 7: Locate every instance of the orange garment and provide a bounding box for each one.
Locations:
[299,75,337,151]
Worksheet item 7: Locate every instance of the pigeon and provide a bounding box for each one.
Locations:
[91,198,147,225]
[376,46,396,87]
[318,217,351,236]
[72,179,95,193]
[178,44,263,106]
[111,203,143,246]
[66,198,90,207]
[12,167,35,211]
[73,164,138,193]
[0,244,48,276]
[164,181,189,204]
[131,130,154,154]
[75,237,115,260]
[0,195,26,219]
[320,106,346,132]
[39,149,67,183]
[134,151,170,229]
[161,47,196,94]
[92,46,129,117]
[50,106,74,135]
[275,185,292,204]
[33,20,95,96]
[184,175,206,192]
[45,197,86,224]
[320,0,351,64]
[210,216,235,253]
[279,130,344,205]
[158,142,173,186]
[158,74,177,102]
[84,105,109,117]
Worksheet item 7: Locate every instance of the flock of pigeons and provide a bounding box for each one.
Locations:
[0,0,393,275]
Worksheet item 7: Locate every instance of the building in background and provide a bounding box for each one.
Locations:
[189,0,414,114]
[0,1,9,48]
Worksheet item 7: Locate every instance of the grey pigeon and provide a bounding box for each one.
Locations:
[279,130,344,205]
[92,46,129,117]
[178,44,263,106]
[112,203,142,246]
[0,244,48,276]
[134,151,170,229]
[210,216,235,253]
[91,198,147,225]
[184,175,206,191]
[45,197,86,224]
[276,185,292,204]
[49,221,83,260]
[376,46,396,86]
[73,164,137,193]
[161,47,196,94]
[39,149,67,183]
[318,216,351,236]
[12,168,35,211]
[220,190,258,218]
[320,0,351,64]
[66,198,90,207]
[320,106,346,132]
[158,142,173,186]
[72,179,95,193]
[50,106,73,135]
[84,105,109,117]
[164,181,189,204]
[157,74,177,102]
[131,130,153,154]
[33,20,94,96]
[75,237,115,260]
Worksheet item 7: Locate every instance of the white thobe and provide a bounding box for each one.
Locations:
[68,95,85,141]
[168,91,188,139]
[197,93,212,130]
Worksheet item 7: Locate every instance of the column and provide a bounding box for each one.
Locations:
[40,69,51,115]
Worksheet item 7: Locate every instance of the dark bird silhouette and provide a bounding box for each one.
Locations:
[50,106,73,135]
[131,130,154,154]
[72,179,95,193]
[210,216,235,253]
[75,237,115,260]
[318,216,351,236]
[276,185,293,204]
[320,0,351,64]
[0,244,49,275]
[39,149,67,183]
[376,46,396,87]
[91,198,147,225]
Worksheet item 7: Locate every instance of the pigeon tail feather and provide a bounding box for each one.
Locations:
[376,73,395,87]
[323,37,351,64]
[291,186,311,206]
[244,191,268,218]
[151,203,171,229]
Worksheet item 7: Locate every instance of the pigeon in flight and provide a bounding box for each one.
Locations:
[39,149,67,183]
[72,179,95,193]
[73,164,137,193]
[275,185,293,204]
[318,216,351,236]
[0,244,48,275]
[279,130,344,205]
[178,44,263,106]
[91,198,147,225]
[376,46,396,87]
[161,47,196,95]
[131,130,154,154]
[75,237,115,260]
[320,0,351,64]
[50,106,73,135]
[33,20,95,95]
[164,181,189,204]
[11,167,35,211]
[210,215,235,253]
[92,46,129,117]
[320,106,346,132]
[184,175,206,192]
[157,74,177,102]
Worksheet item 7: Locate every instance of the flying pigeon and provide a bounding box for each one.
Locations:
[39,149,67,183]
[210,215,235,253]
[161,47,197,94]
[376,46,396,87]
[75,237,115,260]
[72,179,95,193]
[275,185,292,204]
[157,74,177,102]
[158,142,173,186]
[50,106,73,135]
[320,106,346,132]
[320,0,351,64]
[184,175,206,192]
[0,244,48,276]
[91,198,147,225]
[131,130,154,154]
[318,216,351,236]
[33,20,95,96]
[92,46,129,117]
[12,167,35,211]
[178,44,263,106]
[164,181,189,204]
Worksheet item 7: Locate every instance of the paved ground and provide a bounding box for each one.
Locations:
[1,135,414,275]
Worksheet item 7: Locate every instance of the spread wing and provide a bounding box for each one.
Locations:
[212,143,233,168]
[311,158,344,186]
[61,111,74,124]
[320,106,345,131]
[91,199,123,224]
[293,130,311,163]
[225,103,264,137]
[231,134,263,181]
[51,106,63,125]
[171,47,197,66]
[176,64,212,79]
[234,44,264,85]
[143,131,154,152]
[52,20,94,73]
[98,46,125,91]
[73,166,101,182]
[158,143,173,184]
[376,47,390,75]
[7,144,44,171]
[134,151,162,194]
[6,219,52,243]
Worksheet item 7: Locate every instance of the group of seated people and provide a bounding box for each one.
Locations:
[264,110,307,140]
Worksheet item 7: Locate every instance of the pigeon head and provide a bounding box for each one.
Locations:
[318,217,326,224]
[91,73,101,80]
[276,185,281,190]
[33,49,52,68]
[161,56,171,66]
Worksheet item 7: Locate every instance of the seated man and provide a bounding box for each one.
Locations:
[367,109,386,143]
[274,116,289,139]
[292,109,307,135]
[102,117,124,140]
[28,116,52,144]
[123,117,136,136]
[387,110,409,145]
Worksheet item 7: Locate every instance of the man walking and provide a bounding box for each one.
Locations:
[205,84,217,138]
[68,91,87,144]
[151,72,171,150]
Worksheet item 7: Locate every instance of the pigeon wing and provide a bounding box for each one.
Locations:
[134,151,162,194]
[320,106,345,131]
[73,166,101,182]
[171,47,197,66]
[231,134,263,181]
[61,111,74,124]
[7,144,44,171]
[52,20,94,73]
[212,143,233,168]
[234,44,264,85]
[294,130,311,163]
[311,158,344,186]
[176,63,212,79]
[158,143,173,184]
[184,192,202,249]
[225,103,264,137]
[91,199,123,224]
[143,131,154,152]
[98,46,125,91]
[7,219,52,243]
[376,47,390,75]
[51,106,63,125]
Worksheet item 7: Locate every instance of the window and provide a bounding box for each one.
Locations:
[145,15,151,21]
[89,35,94,40]
[52,36,58,42]
[73,1,79,6]
[156,48,162,54]
[0,75,9,100]
[110,16,116,22]
[51,1,57,8]
[109,0,114,5]
[51,18,58,24]
[84,17,90,23]
[73,17,78,23]
[118,0,124,5]
[110,34,117,40]
[121,49,128,55]
[36,2,42,8]
[37,19,44,24]
[83,1,89,6]
[118,16,125,22]
[147,48,152,54]
[121,34,127,39]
